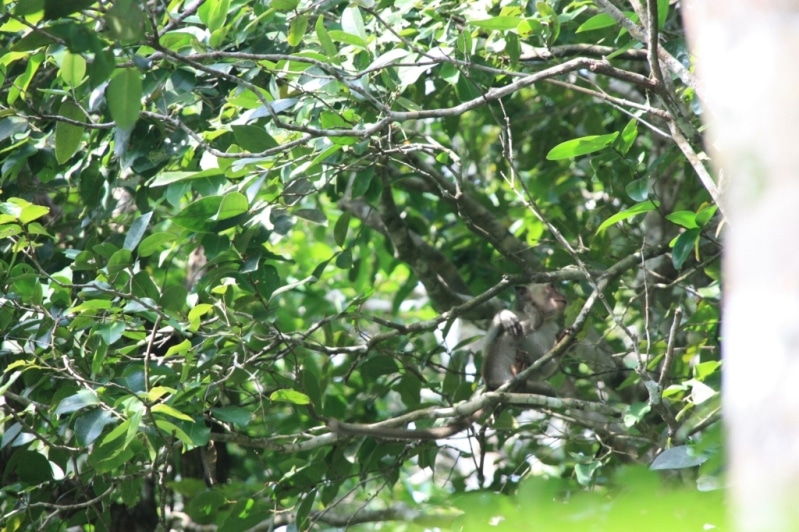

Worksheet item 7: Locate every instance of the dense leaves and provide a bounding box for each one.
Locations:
[0,0,722,530]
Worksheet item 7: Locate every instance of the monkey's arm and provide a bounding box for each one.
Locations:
[483,308,544,390]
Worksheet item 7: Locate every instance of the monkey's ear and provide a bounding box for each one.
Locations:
[514,285,530,295]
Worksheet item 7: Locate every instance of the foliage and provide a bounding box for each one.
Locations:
[0,0,722,529]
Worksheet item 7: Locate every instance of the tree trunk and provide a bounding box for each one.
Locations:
[684,2,799,530]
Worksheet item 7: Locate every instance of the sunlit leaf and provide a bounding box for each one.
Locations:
[270,389,311,405]
[547,132,620,160]
[152,403,195,422]
[60,52,86,87]
[576,13,616,32]
[215,192,248,221]
[288,15,308,47]
[596,200,659,234]
[469,16,522,31]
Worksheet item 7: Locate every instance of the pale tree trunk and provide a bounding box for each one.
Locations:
[684,2,799,530]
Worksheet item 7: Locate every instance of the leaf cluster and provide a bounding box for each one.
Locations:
[0,0,722,529]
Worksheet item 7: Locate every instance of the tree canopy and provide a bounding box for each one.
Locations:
[0,0,723,529]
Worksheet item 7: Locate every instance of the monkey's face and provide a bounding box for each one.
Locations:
[517,283,567,318]
[542,283,567,315]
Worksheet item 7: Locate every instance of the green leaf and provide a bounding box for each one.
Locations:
[74,409,116,446]
[172,196,223,232]
[341,6,367,43]
[96,321,125,345]
[456,30,473,54]
[123,211,153,251]
[161,284,188,312]
[296,490,316,532]
[124,408,144,447]
[107,248,132,274]
[231,125,278,152]
[138,232,175,257]
[164,339,191,358]
[55,389,100,415]
[283,177,315,205]
[671,228,700,269]
[201,0,230,32]
[333,211,351,247]
[547,132,619,160]
[60,52,86,87]
[5,450,53,484]
[658,0,670,29]
[575,461,601,486]
[359,355,399,379]
[69,299,113,314]
[576,13,616,33]
[397,374,421,408]
[335,248,352,269]
[154,419,194,446]
[518,18,543,38]
[696,205,718,227]
[596,200,659,234]
[270,389,311,405]
[188,303,214,330]
[107,68,142,130]
[152,403,195,422]
[625,178,649,202]
[666,211,698,229]
[294,208,327,224]
[19,203,50,224]
[105,0,146,43]
[215,192,248,221]
[212,406,252,427]
[100,417,131,446]
[536,2,560,43]
[328,30,367,49]
[132,270,160,299]
[150,168,224,187]
[219,498,265,532]
[8,52,43,105]
[316,16,337,58]
[55,101,85,164]
[624,402,651,427]
[650,445,707,470]
[44,0,96,20]
[0,224,22,239]
[89,47,115,87]
[397,56,429,89]
[617,118,638,155]
[506,32,521,63]
[187,490,226,525]
[351,170,373,198]
[271,0,299,11]
[288,15,308,47]
[469,16,522,31]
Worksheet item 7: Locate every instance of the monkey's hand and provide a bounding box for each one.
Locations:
[497,310,523,335]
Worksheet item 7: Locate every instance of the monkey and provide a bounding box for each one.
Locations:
[326,283,568,441]
[482,283,567,396]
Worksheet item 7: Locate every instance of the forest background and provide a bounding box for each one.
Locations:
[0,0,739,529]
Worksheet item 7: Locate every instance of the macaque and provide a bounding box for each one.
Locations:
[327,283,567,441]
[482,283,567,395]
